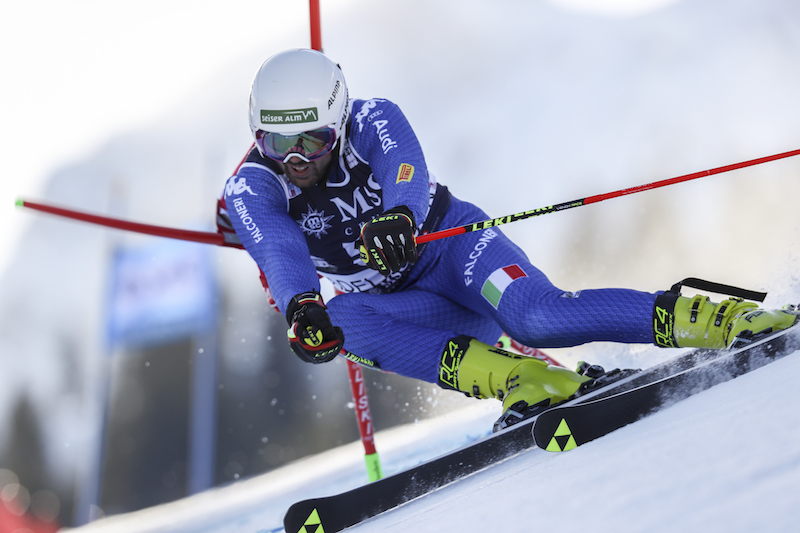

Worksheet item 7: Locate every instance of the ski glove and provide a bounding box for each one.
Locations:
[358,205,418,275]
[285,291,345,364]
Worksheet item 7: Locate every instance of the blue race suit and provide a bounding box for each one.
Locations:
[224,98,658,383]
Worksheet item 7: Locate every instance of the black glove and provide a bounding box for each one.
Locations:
[285,291,345,364]
[358,205,418,275]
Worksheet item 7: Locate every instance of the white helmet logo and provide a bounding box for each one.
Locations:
[260,108,319,125]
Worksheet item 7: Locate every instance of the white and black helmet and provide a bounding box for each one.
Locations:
[249,49,350,163]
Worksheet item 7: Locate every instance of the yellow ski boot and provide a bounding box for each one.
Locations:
[438,336,591,431]
[653,282,799,349]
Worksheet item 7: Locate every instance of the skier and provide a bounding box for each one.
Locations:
[221,48,798,430]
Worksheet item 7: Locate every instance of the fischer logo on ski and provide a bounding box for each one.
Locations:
[533,325,800,452]
[284,325,800,533]
[544,419,577,452]
[297,508,324,533]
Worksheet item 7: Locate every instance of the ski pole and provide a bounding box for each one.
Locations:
[307,0,384,482]
[416,147,800,245]
[18,148,799,248]
[15,198,238,247]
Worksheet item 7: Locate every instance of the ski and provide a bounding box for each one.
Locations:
[283,412,538,533]
[283,325,800,533]
[533,325,800,451]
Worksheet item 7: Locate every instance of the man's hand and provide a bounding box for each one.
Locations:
[286,291,345,364]
[358,205,418,275]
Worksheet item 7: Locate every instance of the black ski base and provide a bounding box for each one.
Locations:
[283,414,537,533]
[533,326,800,451]
[284,326,800,533]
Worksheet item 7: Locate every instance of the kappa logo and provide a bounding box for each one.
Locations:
[354,99,387,132]
[225,176,257,196]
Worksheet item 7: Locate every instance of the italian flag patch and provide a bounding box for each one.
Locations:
[481,265,527,309]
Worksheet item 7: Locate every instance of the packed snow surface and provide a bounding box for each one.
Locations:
[3,0,800,530]
[68,342,800,533]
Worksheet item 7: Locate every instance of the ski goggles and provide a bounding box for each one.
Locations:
[255,126,338,163]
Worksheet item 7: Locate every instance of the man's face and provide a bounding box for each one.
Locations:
[280,151,335,189]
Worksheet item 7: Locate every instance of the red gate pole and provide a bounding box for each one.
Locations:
[308,0,384,480]
[345,360,382,481]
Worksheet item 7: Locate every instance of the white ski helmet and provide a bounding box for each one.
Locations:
[249,49,349,162]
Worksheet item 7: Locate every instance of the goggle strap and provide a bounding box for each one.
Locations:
[282,152,311,164]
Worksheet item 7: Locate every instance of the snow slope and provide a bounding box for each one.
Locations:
[67,341,800,533]
[3,0,800,527]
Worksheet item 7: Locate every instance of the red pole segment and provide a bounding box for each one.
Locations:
[417,148,800,245]
[584,148,800,205]
[309,0,323,51]
[499,334,563,367]
[20,147,800,249]
[16,198,233,247]
[309,0,383,480]
[345,361,382,481]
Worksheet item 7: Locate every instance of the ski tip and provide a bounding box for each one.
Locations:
[15,198,25,208]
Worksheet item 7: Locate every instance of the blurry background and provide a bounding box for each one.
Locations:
[1,0,799,528]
